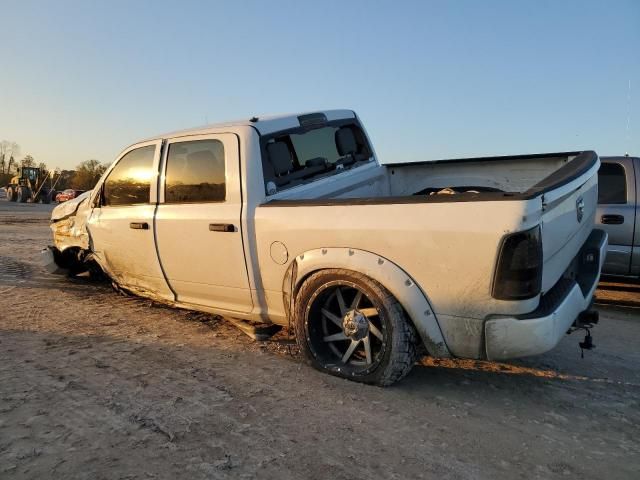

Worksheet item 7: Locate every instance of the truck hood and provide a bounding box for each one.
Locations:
[51,190,92,222]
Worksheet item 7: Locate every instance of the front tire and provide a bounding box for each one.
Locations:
[17,186,32,203]
[294,269,419,386]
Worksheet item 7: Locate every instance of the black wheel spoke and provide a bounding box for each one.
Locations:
[363,335,372,364]
[341,339,360,364]
[323,332,348,342]
[351,290,363,310]
[368,321,383,340]
[335,287,348,315]
[321,308,342,327]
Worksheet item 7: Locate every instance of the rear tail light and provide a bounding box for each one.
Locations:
[492,226,542,300]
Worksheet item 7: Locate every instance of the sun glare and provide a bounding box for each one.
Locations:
[128,168,155,182]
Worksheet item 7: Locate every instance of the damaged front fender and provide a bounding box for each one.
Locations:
[50,190,93,252]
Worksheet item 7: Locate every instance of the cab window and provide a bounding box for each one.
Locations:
[165,139,226,203]
[598,163,627,204]
[102,145,156,206]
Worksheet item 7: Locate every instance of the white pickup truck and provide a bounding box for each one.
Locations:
[47,110,607,385]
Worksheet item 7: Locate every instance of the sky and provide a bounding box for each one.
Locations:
[0,0,639,170]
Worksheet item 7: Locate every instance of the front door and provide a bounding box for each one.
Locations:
[154,133,253,313]
[596,158,636,275]
[87,140,173,300]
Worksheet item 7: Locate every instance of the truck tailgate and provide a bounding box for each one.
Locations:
[535,153,600,292]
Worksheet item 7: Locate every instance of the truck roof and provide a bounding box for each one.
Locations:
[143,109,356,141]
[601,155,639,161]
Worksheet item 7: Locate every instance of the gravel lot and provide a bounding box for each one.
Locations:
[1,201,639,480]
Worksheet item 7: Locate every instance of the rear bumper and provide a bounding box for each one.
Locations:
[484,229,607,360]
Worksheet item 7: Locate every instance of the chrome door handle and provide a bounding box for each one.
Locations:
[601,215,624,225]
[209,223,235,232]
[129,222,149,230]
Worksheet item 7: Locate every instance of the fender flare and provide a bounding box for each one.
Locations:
[283,247,451,358]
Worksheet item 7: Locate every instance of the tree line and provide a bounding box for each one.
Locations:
[1,140,108,191]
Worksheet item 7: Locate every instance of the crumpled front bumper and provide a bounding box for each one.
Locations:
[484,229,608,360]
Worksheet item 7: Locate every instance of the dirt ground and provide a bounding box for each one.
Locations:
[1,201,639,480]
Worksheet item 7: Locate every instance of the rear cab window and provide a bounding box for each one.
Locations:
[261,117,373,195]
[598,162,627,204]
[164,139,226,203]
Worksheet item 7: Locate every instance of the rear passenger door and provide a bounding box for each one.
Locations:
[596,158,636,275]
[154,134,253,313]
[88,141,174,300]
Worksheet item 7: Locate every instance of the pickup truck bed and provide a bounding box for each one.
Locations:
[258,150,601,358]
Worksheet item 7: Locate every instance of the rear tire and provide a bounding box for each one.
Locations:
[294,269,419,386]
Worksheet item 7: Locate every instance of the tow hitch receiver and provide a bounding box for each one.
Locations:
[579,331,594,352]
[569,310,599,358]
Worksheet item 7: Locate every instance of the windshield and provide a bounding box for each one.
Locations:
[262,120,373,195]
